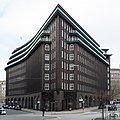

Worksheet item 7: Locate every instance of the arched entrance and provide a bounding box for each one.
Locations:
[85,96,88,107]
[78,95,84,109]
[89,96,92,107]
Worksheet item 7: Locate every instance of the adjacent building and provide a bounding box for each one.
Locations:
[0,80,6,103]
[110,68,120,101]
[5,4,111,110]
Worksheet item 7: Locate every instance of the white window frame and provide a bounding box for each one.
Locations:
[45,54,50,60]
[45,44,50,51]
[64,83,66,90]
[44,74,49,80]
[69,73,74,80]
[62,51,63,58]
[45,64,49,70]
[69,64,74,70]
[62,72,64,79]
[44,83,49,90]
[69,83,74,90]
[69,54,74,60]
[62,82,63,89]
[62,61,64,68]
[69,44,74,51]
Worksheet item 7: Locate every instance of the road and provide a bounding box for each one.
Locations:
[54,111,102,120]
[1,108,120,120]
[0,108,102,120]
[5,109,32,115]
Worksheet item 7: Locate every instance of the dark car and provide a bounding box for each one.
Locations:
[15,105,21,110]
[108,104,117,111]
[98,103,106,109]
[3,105,9,109]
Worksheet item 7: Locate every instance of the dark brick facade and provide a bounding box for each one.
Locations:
[5,4,111,111]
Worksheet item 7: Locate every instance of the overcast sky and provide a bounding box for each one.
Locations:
[0,0,120,80]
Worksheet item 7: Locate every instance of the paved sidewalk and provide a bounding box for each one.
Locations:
[22,106,99,120]
[22,107,120,120]
[94,118,120,120]
[22,106,98,115]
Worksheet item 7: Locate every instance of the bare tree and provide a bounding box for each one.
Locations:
[109,82,120,100]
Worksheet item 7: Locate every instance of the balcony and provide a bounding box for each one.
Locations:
[40,37,52,43]
[41,30,50,37]
[69,30,79,36]
[66,37,80,43]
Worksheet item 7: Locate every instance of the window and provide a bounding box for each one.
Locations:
[69,83,74,90]
[69,64,74,70]
[62,72,64,79]
[45,54,50,60]
[67,73,68,80]
[44,74,49,80]
[64,52,66,59]
[69,54,74,60]
[77,74,79,80]
[45,44,50,51]
[62,51,63,58]
[44,83,49,90]
[64,72,66,79]
[64,83,66,90]
[77,55,79,61]
[62,30,64,37]
[62,82,63,89]
[45,64,49,70]
[64,62,66,69]
[62,40,63,47]
[62,19,63,27]
[69,44,74,51]
[69,74,74,80]
[67,83,68,90]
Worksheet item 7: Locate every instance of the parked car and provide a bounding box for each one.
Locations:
[98,103,106,109]
[8,105,15,109]
[0,108,6,115]
[3,104,9,109]
[15,105,21,110]
[108,104,117,111]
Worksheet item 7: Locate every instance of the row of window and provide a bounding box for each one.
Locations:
[45,50,74,61]
[59,82,97,93]
[62,41,74,51]
[8,82,26,89]
[44,83,74,90]
[45,72,99,87]
[62,52,74,60]
[45,73,74,81]
[8,90,25,95]
[9,62,26,72]
[8,75,26,84]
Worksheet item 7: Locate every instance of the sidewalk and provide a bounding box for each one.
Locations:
[94,118,120,120]
[22,106,98,115]
[22,107,120,120]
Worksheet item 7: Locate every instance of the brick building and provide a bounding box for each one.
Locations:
[5,4,111,111]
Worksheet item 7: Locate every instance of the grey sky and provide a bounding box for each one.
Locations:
[0,0,120,80]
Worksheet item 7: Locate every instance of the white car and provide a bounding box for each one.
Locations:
[0,108,6,115]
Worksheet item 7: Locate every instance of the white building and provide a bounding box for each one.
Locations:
[110,68,120,100]
[0,81,6,103]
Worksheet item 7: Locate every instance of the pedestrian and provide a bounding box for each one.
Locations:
[42,107,45,116]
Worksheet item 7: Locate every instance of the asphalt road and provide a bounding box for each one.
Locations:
[0,108,101,120]
[5,109,32,115]
[1,107,120,120]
